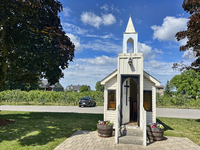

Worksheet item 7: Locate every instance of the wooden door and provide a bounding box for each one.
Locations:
[122,78,130,124]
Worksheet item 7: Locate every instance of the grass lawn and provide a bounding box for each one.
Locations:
[0,111,103,150]
[1,111,200,150]
[157,117,200,146]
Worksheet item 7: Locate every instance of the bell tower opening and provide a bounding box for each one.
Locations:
[127,37,134,53]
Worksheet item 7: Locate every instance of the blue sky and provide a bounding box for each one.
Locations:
[57,0,194,90]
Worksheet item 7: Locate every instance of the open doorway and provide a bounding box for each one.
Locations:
[121,76,139,126]
[129,78,138,125]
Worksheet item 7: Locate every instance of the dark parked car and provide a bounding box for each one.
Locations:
[79,97,96,107]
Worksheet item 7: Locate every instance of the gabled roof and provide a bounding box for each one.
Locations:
[101,69,160,86]
[66,85,81,90]
[51,83,64,89]
[101,69,117,85]
[143,71,160,86]
[66,84,91,91]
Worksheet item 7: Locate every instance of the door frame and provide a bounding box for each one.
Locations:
[120,75,140,126]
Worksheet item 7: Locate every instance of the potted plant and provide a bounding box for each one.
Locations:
[97,120,114,138]
[147,122,164,141]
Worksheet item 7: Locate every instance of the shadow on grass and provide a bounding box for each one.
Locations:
[0,112,103,147]
[156,118,174,131]
[195,119,200,122]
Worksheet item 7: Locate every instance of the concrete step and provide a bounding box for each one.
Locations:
[119,127,143,137]
[118,136,143,145]
[124,128,143,137]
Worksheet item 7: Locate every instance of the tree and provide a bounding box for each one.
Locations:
[170,69,200,97]
[164,80,172,96]
[95,81,104,92]
[174,0,200,71]
[79,85,90,92]
[0,0,75,88]
[0,79,40,91]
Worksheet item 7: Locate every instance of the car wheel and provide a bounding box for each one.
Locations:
[79,105,81,107]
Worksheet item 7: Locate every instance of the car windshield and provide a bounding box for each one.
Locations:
[81,97,90,100]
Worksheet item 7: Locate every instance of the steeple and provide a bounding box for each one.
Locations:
[125,13,136,33]
[123,14,138,53]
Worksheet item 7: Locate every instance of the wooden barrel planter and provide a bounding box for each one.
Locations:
[147,125,164,141]
[97,124,113,138]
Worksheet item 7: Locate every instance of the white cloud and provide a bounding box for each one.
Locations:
[80,12,116,28]
[63,6,71,17]
[135,18,142,24]
[178,37,188,46]
[151,16,188,41]
[61,56,117,90]
[62,23,88,35]
[82,55,117,65]
[138,42,156,60]
[154,49,163,54]
[182,49,197,60]
[82,40,160,60]
[61,56,182,90]
[111,5,121,13]
[176,13,185,17]
[100,4,109,11]
[119,19,123,26]
[144,60,181,86]
[100,4,121,13]
[66,33,82,51]
[75,64,85,71]
[85,33,114,39]
[102,14,116,25]
[81,12,103,28]
[82,39,122,53]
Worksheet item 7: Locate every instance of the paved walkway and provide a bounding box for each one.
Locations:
[54,130,200,150]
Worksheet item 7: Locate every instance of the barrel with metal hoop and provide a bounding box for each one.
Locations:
[147,125,164,141]
[97,124,113,137]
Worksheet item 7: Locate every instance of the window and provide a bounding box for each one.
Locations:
[144,91,152,111]
[108,90,116,110]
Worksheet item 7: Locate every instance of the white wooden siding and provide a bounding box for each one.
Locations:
[152,86,156,123]
[119,57,143,74]
[146,112,152,124]
[103,71,157,126]
[143,76,156,124]
[104,75,117,125]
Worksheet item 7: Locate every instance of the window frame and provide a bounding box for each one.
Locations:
[107,90,116,110]
[143,90,152,112]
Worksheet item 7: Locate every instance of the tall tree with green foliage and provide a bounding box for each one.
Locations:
[0,0,75,88]
[79,85,90,92]
[170,69,200,97]
[95,81,104,92]
[174,0,200,71]
[164,80,172,96]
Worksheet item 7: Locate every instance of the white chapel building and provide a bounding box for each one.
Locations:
[101,15,160,146]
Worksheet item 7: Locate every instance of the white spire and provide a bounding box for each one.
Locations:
[125,13,136,33]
